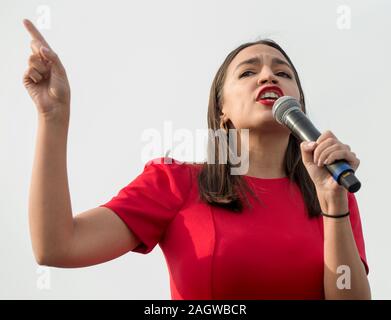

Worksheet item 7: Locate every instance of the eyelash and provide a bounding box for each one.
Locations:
[239,71,292,79]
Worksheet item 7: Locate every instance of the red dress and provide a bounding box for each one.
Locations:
[100,157,369,299]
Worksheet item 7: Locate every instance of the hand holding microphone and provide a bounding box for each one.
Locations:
[272,96,361,193]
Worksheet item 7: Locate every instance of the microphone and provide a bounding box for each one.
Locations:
[272,96,361,193]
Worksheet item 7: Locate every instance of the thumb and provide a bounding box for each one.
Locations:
[39,46,65,74]
[300,141,317,165]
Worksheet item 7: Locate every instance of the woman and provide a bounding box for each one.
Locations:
[23,18,370,299]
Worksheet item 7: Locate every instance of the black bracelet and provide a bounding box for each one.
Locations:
[321,211,350,218]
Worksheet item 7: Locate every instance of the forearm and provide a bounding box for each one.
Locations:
[28,115,73,264]
[320,192,371,299]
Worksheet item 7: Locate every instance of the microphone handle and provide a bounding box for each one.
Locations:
[284,109,361,193]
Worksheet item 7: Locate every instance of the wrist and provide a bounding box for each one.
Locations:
[321,211,350,220]
[317,190,349,216]
[38,109,70,129]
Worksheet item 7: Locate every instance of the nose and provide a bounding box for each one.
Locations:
[257,66,278,85]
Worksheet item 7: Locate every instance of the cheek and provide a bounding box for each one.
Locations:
[232,107,257,128]
[222,89,248,115]
[284,84,301,100]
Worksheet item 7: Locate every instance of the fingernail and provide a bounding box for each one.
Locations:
[307,141,316,148]
[41,47,49,53]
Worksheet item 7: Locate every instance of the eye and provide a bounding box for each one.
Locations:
[239,70,255,78]
[276,71,292,79]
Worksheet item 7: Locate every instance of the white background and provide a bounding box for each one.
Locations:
[0,0,390,299]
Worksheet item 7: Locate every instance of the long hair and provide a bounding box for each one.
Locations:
[197,39,321,217]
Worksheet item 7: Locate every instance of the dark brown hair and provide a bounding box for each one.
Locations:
[197,39,321,217]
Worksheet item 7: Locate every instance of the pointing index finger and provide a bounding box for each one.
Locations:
[23,19,50,48]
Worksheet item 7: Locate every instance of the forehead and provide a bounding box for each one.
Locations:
[228,44,289,72]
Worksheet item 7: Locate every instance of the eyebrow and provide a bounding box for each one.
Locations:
[234,56,293,72]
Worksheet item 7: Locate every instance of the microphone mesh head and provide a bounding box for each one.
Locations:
[272,96,301,124]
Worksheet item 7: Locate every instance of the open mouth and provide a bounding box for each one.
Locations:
[256,86,284,106]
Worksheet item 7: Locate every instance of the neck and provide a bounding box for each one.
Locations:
[241,130,290,178]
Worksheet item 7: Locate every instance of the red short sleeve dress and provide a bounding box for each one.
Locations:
[100,157,369,300]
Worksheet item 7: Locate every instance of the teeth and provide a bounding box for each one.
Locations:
[260,91,280,99]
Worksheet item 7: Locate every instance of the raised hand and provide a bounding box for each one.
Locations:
[22,19,70,122]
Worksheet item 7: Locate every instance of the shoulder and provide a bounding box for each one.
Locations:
[143,156,203,188]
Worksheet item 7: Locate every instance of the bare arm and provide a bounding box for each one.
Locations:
[29,118,141,267]
[300,134,370,299]
[24,19,140,267]
[321,193,371,299]
[54,207,141,268]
